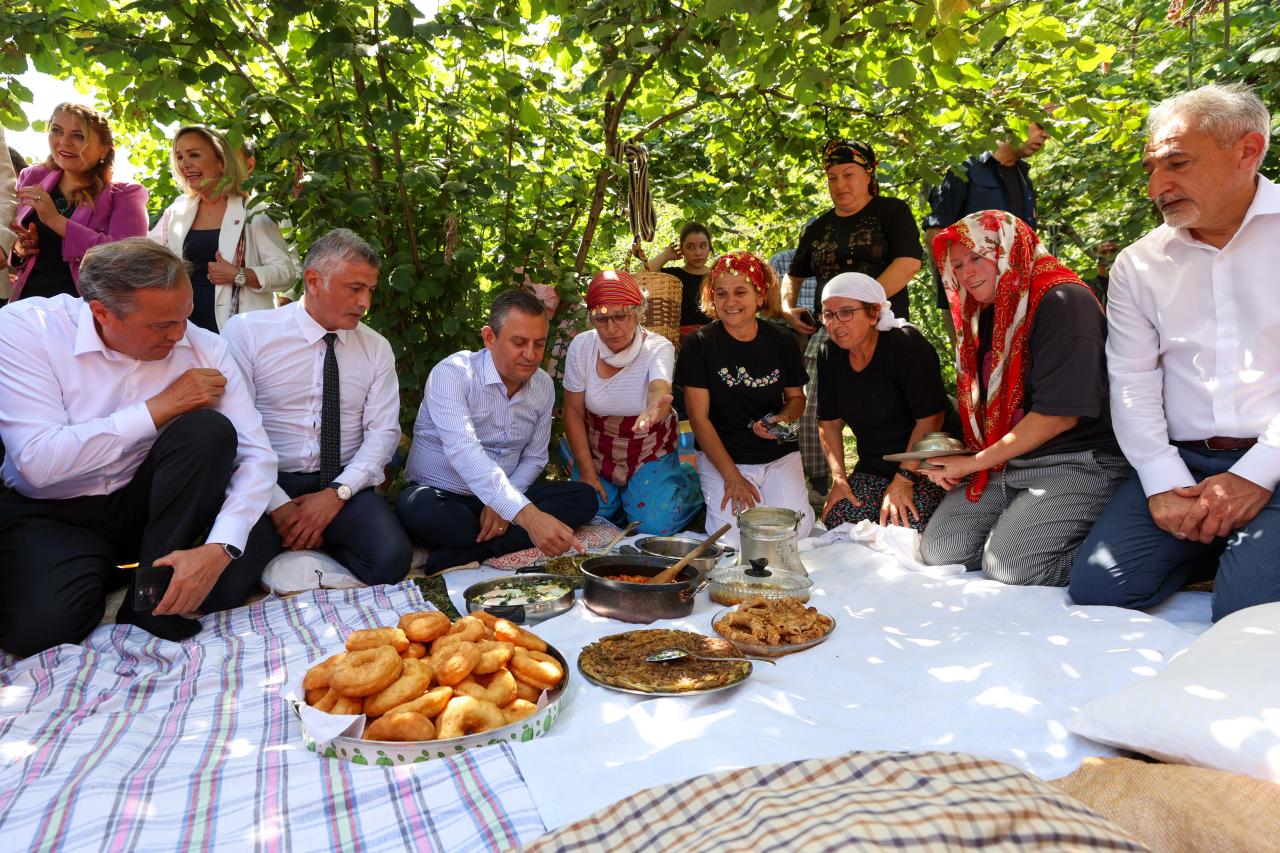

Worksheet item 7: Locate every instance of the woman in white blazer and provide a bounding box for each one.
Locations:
[149,125,297,331]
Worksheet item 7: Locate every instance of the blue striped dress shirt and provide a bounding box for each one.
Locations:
[405,348,553,522]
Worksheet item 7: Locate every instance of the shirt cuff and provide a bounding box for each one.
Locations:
[207,515,251,553]
[267,484,291,513]
[113,401,158,446]
[492,490,532,524]
[1135,454,1197,497]
[1230,443,1280,492]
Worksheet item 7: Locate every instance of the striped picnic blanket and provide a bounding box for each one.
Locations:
[520,750,1146,852]
[0,583,546,852]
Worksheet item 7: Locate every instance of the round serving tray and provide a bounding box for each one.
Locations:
[576,655,751,697]
[711,606,836,658]
[882,448,978,462]
[463,574,576,625]
[294,644,570,766]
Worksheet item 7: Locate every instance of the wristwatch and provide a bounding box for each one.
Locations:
[216,543,244,560]
[329,482,352,501]
[894,468,917,484]
[234,267,246,286]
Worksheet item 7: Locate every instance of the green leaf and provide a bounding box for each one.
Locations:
[886,57,916,89]
[1250,47,1280,64]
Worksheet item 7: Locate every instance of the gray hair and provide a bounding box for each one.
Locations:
[78,238,191,315]
[488,289,547,334]
[1147,82,1270,162]
[303,228,381,275]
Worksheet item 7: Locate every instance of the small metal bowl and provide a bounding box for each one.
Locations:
[912,432,967,453]
[633,536,733,574]
[463,574,576,625]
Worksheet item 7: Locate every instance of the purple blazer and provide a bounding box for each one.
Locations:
[8,165,149,301]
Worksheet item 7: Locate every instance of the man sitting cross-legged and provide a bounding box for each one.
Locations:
[396,289,598,573]
[0,238,276,656]
[226,228,412,585]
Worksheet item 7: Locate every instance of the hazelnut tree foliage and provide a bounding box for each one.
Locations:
[1,0,1276,408]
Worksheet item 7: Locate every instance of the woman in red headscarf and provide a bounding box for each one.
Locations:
[673,251,814,547]
[562,270,703,535]
[919,211,1130,586]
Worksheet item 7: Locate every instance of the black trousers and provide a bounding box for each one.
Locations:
[395,479,598,572]
[0,409,253,658]
[241,472,413,586]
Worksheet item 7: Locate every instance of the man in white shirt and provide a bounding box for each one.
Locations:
[0,238,276,656]
[225,229,411,584]
[396,290,597,573]
[1071,83,1279,621]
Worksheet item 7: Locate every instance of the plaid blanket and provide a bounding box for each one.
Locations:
[519,750,1146,852]
[0,583,546,851]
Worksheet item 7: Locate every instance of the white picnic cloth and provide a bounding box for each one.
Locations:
[446,538,1213,831]
[799,519,967,575]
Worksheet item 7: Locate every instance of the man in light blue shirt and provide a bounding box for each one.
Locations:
[397,290,597,572]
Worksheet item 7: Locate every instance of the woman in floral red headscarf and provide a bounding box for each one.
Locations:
[919,211,1130,587]
[673,251,814,548]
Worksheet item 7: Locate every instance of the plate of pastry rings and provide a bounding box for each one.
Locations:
[711,596,836,658]
[576,628,753,696]
[292,610,568,765]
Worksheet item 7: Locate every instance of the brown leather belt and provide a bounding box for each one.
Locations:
[1172,437,1257,451]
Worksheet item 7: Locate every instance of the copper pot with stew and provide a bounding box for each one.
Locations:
[579,555,703,624]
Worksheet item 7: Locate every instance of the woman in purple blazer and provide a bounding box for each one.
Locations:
[7,103,148,302]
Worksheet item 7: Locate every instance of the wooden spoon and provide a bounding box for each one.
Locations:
[650,523,732,585]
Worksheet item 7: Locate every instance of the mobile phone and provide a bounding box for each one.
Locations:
[796,308,817,327]
[132,565,174,612]
[751,413,798,443]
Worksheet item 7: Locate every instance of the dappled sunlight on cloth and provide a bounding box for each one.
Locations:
[468,536,1212,830]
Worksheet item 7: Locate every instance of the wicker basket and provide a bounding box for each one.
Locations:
[632,269,682,350]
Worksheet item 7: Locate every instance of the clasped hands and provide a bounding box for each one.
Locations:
[1149,472,1272,544]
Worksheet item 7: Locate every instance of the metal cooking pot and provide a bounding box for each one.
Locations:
[632,536,733,574]
[579,555,702,624]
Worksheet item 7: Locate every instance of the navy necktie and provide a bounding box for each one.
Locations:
[320,332,341,483]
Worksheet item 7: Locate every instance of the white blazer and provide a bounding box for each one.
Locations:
[149,193,299,330]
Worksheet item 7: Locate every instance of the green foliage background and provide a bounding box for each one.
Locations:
[2,0,1278,415]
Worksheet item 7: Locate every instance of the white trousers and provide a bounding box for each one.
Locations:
[697,450,815,550]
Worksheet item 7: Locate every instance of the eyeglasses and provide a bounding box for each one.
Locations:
[589,309,637,328]
[820,306,873,324]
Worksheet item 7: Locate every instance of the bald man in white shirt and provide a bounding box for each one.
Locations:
[226,229,412,584]
[0,239,276,656]
[1071,84,1280,621]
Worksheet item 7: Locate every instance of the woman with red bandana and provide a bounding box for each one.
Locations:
[920,211,1129,586]
[562,270,702,535]
[674,251,814,547]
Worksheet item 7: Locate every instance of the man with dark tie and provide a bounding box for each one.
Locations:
[226,228,411,584]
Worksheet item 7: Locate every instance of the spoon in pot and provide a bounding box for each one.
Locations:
[649,523,732,585]
[645,647,776,666]
[599,520,640,558]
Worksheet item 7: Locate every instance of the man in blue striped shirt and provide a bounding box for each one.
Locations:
[396,290,597,572]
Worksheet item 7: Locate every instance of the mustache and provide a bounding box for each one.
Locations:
[1155,193,1190,209]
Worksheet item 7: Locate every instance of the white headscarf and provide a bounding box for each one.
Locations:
[821,273,908,331]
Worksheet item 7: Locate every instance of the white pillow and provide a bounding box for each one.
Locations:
[1069,601,1280,782]
[260,550,365,595]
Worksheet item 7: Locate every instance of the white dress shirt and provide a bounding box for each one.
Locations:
[222,301,400,512]
[1107,174,1280,495]
[0,294,276,550]
[404,349,552,523]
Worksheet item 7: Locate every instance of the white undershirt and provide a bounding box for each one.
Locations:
[1106,173,1280,495]
[563,329,674,417]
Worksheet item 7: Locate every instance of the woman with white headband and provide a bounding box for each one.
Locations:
[816,272,952,531]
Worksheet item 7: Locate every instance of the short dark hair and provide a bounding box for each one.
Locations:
[488,289,546,334]
[78,238,191,316]
[679,221,712,250]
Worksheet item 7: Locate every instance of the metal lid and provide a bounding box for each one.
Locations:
[736,506,803,533]
[707,562,812,591]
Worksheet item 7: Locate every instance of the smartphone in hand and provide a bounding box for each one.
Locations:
[132,565,174,612]
[796,308,817,328]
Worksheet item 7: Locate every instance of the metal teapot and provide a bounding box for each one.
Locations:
[735,506,807,578]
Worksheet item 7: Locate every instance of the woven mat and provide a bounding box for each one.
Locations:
[482,518,622,570]
[1053,756,1280,853]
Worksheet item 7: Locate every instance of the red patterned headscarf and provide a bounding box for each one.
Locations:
[932,210,1098,501]
[586,269,643,312]
[709,250,768,298]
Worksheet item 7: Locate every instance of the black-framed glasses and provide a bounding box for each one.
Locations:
[589,308,637,328]
[820,306,873,324]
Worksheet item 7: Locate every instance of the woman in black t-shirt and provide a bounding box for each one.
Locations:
[674,251,814,547]
[816,273,949,532]
[920,211,1130,587]
[645,221,715,336]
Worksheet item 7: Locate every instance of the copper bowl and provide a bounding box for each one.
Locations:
[579,555,702,624]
